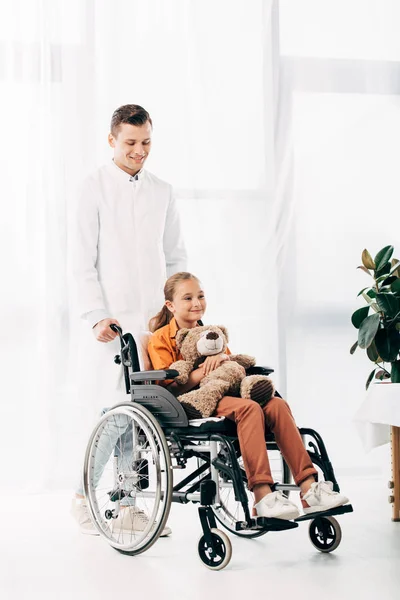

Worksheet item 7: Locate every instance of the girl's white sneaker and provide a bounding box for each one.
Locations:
[254,490,300,520]
[301,481,349,514]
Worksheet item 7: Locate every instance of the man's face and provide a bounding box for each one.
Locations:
[108,121,152,175]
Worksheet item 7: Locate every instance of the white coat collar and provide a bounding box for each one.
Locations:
[109,159,145,182]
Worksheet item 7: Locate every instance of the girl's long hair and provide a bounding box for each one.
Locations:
[148,272,200,332]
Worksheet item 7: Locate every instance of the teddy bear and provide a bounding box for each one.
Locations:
[169,325,275,419]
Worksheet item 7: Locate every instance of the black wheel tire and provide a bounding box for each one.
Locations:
[308,516,342,553]
[198,528,232,570]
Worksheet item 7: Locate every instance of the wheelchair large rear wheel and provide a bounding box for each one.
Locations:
[83,402,172,556]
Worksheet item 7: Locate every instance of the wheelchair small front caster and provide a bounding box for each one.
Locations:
[198,528,232,570]
[308,516,342,553]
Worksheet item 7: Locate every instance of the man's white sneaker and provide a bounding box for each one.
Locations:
[301,481,349,514]
[112,506,172,537]
[254,491,300,521]
[70,498,99,535]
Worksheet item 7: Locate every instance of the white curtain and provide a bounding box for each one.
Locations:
[0,0,91,491]
[0,0,279,491]
[3,0,398,493]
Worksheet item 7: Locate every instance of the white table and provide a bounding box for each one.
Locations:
[354,382,400,521]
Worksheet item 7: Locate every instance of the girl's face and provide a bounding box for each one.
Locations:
[166,279,206,328]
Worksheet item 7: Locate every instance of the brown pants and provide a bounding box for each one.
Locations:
[215,396,317,491]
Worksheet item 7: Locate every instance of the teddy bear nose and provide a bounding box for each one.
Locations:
[206,332,219,340]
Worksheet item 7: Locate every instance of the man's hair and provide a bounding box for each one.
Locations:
[110,104,153,137]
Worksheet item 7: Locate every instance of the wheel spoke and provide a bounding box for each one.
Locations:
[83,405,172,555]
[208,442,287,538]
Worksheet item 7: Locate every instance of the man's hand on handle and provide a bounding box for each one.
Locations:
[93,318,121,343]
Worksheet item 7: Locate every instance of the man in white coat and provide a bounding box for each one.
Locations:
[71,104,186,535]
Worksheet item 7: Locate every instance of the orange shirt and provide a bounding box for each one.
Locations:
[148,317,182,372]
[147,317,231,384]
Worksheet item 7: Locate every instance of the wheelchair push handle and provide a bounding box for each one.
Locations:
[110,323,123,337]
[109,324,141,393]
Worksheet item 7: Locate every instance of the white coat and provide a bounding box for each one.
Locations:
[74,160,187,330]
[70,160,187,450]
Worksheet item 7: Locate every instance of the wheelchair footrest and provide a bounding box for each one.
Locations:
[236,517,299,532]
[294,503,354,522]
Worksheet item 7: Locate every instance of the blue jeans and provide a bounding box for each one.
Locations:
[76,408,136,506]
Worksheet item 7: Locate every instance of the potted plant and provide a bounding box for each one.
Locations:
[351,245,400,389]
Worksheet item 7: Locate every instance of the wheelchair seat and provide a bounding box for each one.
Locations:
[168,418,238,436]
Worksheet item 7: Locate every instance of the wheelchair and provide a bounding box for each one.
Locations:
[83,326,353,570]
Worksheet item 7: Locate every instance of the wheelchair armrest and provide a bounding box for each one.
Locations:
[246,365,274,376]
[130,369,179,382]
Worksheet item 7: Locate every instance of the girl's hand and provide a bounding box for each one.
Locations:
[201,354,230,376]
[170,367,204,396]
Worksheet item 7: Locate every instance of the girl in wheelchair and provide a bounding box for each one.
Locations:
[148,271,349,521]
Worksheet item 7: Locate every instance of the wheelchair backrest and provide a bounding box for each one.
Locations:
[113,327,190,427]
[135,331,153,371]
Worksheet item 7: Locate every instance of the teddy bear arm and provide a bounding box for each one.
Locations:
[229,354,256,369]
[169,359,193,385]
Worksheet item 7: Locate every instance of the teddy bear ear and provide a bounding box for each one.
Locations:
[216,325,229,342]
[175,328,191,349]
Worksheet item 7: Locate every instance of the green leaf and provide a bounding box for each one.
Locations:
[362,249,376,270]
[380,276,398,287]
[359,288,377,298]
[391,279,400,294]
[357,287,370,297]
[351,306,369,329]
[367,340,380,362]
[391,361,400,383]
[391,258,400,278]
[358,313,381,349]
[357,265,373,277]
[376,273,393,284]
[374,245,394,272]
[366,368,377,390]
[376,262,391,277]
[362,292,378,307]
[389,260,400,276]
[350,341,358,355]
[375,329,400,362]
[369,302,380,313]
[376,293,399,317]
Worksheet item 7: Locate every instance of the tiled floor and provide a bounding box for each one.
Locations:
[1,475,400,600]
